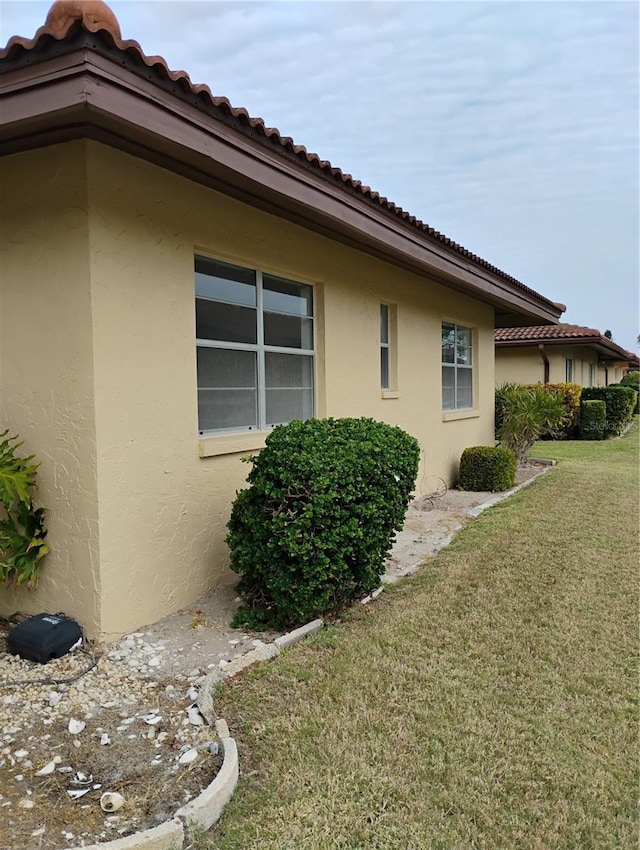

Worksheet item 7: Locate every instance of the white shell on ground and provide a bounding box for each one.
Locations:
[68,719,86,735]
[178,748,198,765]
[100,792,125,812]
[187,707,205,726]
[67,788,90,800]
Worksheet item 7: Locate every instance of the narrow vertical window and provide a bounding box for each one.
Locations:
[380,304,390,390]
[565,358,574,382]
[442,322,473,411]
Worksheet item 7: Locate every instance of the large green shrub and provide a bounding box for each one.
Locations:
[495,383,567,463]
[579,400,606,441]
[526,382,582,438]
[227,418,420,628]
[620,371,640,414]
[0,431,49,586]
[580,386,637,435]
[458,446,516,492]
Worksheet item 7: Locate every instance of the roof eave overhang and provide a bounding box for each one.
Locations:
[496,337,632,361]
[0,48,562,326]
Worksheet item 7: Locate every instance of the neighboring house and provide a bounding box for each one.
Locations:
[495,324,636,388]
[0,1,562,639]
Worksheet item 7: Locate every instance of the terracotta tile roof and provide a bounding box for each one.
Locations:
[495,324,636,361]
[0,1,558,310]
[495,324,602,342]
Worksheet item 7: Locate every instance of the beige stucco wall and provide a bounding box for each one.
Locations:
[1,140,495,639]
[0,142,102,635]
[495,348,545,385]
[496,345,600,387]
[598,361,627,386]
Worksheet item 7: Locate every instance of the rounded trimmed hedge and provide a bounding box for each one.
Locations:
[580,385,637,435]
[227,417,420,628]
[620,371,640,414]
[458,446,516,492]
[579,399,606,440]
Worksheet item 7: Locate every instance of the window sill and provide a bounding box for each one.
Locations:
[381,390,399,399]
[442,409,480,422]
[199,431,268,458]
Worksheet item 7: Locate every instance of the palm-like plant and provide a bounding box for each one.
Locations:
[0,431,49,586]
[495,383,567,463]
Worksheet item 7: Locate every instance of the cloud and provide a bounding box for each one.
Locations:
[1,0,638,347]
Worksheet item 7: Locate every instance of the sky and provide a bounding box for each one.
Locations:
[2,0,638,351]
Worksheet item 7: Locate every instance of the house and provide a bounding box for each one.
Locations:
[495,324,636,388]
[0,0,562,639]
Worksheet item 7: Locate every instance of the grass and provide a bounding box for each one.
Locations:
[200,422,639,850]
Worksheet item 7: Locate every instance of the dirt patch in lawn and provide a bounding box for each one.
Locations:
[385,461,548,582]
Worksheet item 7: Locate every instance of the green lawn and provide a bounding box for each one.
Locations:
[202,422,639,850]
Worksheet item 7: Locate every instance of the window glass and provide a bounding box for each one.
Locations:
[381,347,390,390]
[263,275,313,316]
[265,353,314,426]
[380,305,389,345]
[195,257,256,306]
[442,323,455,364]
[196,299,257,344]
[263,312,313,349]
[195,257,315,433]
[196,347,257,431]
[456,368,473,408]
[442,323,473,411]
[442,365,455,411]
[265,352,314,388]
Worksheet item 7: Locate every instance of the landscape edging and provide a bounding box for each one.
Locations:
[175,730,239,834]
[467,466,550,518]
[60,725,238,850]
[62,817,184,850]
[60,618,328,850]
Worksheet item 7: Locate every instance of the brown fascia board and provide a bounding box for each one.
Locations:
[495,337,631,361]
[0,48,561,325]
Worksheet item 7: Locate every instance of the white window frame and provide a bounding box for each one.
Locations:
[442,322,474,411]
[565,358,574,382]
[195,256,315,435]
[380,304,390,390]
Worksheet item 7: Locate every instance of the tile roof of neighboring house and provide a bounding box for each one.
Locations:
[495,324,635,361]
[0,0,558,312]
[495,324,603,342]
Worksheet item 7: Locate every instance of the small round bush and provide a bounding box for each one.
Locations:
[227,417,420,628]
[579,399,606,440]
[458,446,516,492]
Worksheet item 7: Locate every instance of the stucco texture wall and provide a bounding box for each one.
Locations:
[0,142,101,634]
[496,346,600,387]
[1,140,495,639]
[495,348,545,385]
[598,362,627,386]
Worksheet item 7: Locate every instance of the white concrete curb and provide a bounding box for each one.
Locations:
[175,732,239,833]
[467,466,550,518]
[274,618,323,648]
[60,618,326,850]
[63,817,184,850]
[60,726,238,850]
